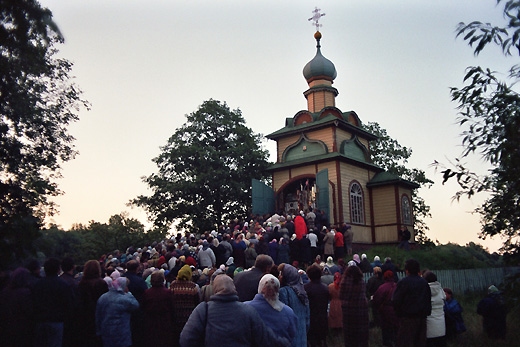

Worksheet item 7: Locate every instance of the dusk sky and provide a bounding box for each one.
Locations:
[40,0,512,252]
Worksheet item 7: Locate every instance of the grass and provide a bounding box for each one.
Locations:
[325,291,520,347]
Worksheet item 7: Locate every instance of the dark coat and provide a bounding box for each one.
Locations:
[304,281,330,342]
[76,278,108,347]
[477,293,507,339]
[339,270,369,347]
[392,274,431,318]
[372,280,399,328]
[142,286,176,346]
[234,267,265,302]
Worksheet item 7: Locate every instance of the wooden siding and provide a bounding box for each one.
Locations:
[306,128,334,151]
[273,170,290,192]
[307,90,335,113]
[371,186,397,225]
[335,128,353,145]
[352,225,372,243]
[373,225,398,242]
[339,162,373,227]
[291,164,316,178]
[277,135,300,162]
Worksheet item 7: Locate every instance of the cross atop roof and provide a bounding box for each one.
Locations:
[308,7,325,31]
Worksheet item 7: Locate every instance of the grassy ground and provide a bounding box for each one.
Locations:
[325,292,519,347]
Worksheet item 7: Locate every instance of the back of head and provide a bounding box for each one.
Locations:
[404,259,420,275]
[112,277,129,292]
[44,258,61,277]
[151,271,165,287]
[383,270,394,281]
[82,260,102,280]
[306,264,322,282]
[258,274,280,298]
[422,271,437,283]
[213,274,237,296]
[254,254,274,273]
[346,264,363,282]
[61,257,75,273]
[126,260,139,273]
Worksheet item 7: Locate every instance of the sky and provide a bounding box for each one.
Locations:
[39,0,513,252]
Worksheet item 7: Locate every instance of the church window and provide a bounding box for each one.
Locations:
[349,182,364,224]
[401,195,412,224]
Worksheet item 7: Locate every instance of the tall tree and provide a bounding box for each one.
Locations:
[0,0,88,267]
[133,99,270,233]
[365,122,434,245]
[436,0,520,255]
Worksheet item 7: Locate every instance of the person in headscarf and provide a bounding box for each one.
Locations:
[180,275,290,347]
[200,268,224,302]
[325,256,340,275]
[278,263,310,347]
[245,274,298,342]
[328,271,343,337]
[373,270,399,347]
[95,277,139,347]
[340,263,369,347]
[225,256,237,278]
[170,264,200,347]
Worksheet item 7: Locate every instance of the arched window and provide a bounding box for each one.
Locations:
[349,182,364,224]
[401,195,412,225]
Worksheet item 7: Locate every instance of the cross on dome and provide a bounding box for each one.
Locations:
[308,7,325,31]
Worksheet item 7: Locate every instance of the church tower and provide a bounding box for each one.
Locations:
[253,10,419,247]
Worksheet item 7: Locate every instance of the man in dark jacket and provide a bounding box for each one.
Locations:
[392,259,431,347]
[32,258,74,347]
[234,254,274,301]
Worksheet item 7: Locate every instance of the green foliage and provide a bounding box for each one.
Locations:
[0,0,89,269]
[363,242,501,271]
[33,213,151,265]
[363,122,434,246]
[133,99,271,234]
[436,0,520,254]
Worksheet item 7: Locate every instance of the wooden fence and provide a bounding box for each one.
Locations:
[363,267,520,294]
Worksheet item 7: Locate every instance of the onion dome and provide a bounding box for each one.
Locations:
[303,31,337,83]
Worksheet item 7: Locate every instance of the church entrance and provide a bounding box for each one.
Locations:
[278,177,317,215]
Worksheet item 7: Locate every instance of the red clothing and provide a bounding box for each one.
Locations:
[294,215,308,240]
[334,231,344,247]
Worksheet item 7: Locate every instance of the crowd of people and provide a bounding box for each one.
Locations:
[0,211,507,347]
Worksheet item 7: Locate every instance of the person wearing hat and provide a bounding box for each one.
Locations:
[180,275,290,347]
[477,284,507,339]
[170,265,200,347]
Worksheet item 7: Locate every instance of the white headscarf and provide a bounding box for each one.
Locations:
[258,274,284,312]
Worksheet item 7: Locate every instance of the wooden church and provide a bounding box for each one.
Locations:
[252,28,418,246]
